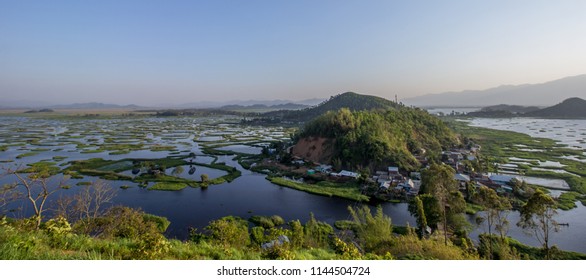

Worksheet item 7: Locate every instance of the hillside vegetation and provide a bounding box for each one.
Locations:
[295,106,458,171]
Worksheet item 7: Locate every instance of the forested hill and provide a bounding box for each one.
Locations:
[262,92,401,122]
[525,97,586,118]
[294,107,459,171]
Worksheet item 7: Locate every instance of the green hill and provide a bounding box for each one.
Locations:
[263,92,400,122]
[294,105,458,171]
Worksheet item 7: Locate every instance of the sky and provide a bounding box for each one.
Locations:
[2,0,586,106]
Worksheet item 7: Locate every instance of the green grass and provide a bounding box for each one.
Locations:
[77,169,133,181]
[149,182,188,191]
[65,157,242,190]
[506,237,586,260]
[96,161,134,172]
[267,176,369,202]
[194,162,242,184]
[150,145,177,152]
[556,192,581,210]
[52,156,68,162]
[21,161,61,175]
[1,206,585,260]
[101,143,144,151]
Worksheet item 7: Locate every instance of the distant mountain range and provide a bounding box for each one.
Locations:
[0,102,143,110]
[480,104,541,114]
[466,97,586,118]
[260,92,400,122]
[219,103,308,111]
[50,102,142,109]
[178,98,323,109]
[1,99,323,110]
[403,74,586,107]
[525,97,586,118]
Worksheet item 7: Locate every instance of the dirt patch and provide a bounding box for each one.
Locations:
[291,137,334,163]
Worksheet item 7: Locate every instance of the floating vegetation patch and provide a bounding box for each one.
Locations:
[148,182,188,191]
[150,145,177,152]
[15,152,39,158]
[52,156,68,162]
[22,161,61,175]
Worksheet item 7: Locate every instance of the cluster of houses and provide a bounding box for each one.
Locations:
[366,145,516,198]
[308,163,422,197]
[441,146,517,196]
[372,166,421,196]
[306,164,360,179]
[285,142,519,199]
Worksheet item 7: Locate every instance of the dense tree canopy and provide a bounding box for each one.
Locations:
[297,107,458,171]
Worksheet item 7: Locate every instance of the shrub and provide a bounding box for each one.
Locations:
[142,214,171,233]
[270,215,285,226]
[250,226,266,245]
[348,205,393,253]
[303,213,333,248]
[288,220,304,249]
[206,216,250,249]
[332,237,362,260]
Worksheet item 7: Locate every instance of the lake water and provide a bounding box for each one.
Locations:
[470,203,586,254]
[463,117,586,252]
[426,107,480,116]
[467,118,586,150]
[1,116,585,254]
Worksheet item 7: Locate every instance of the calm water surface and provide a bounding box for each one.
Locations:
[1,116,585,254]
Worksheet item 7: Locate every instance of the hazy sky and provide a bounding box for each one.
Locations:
[2,0,586,106]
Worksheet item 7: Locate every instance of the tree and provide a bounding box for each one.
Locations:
[357,168,371,185]
[409,194,442,233]
[420,163,464,245]
[200,174,209,188]
[473,186,512,254]
[56,180,117,231]
[0,179,19,214]
[410,196,428,238]
[517,189,560,259]
[473,185,518,260]
[171,166,184,176]
[3,166,68,229]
